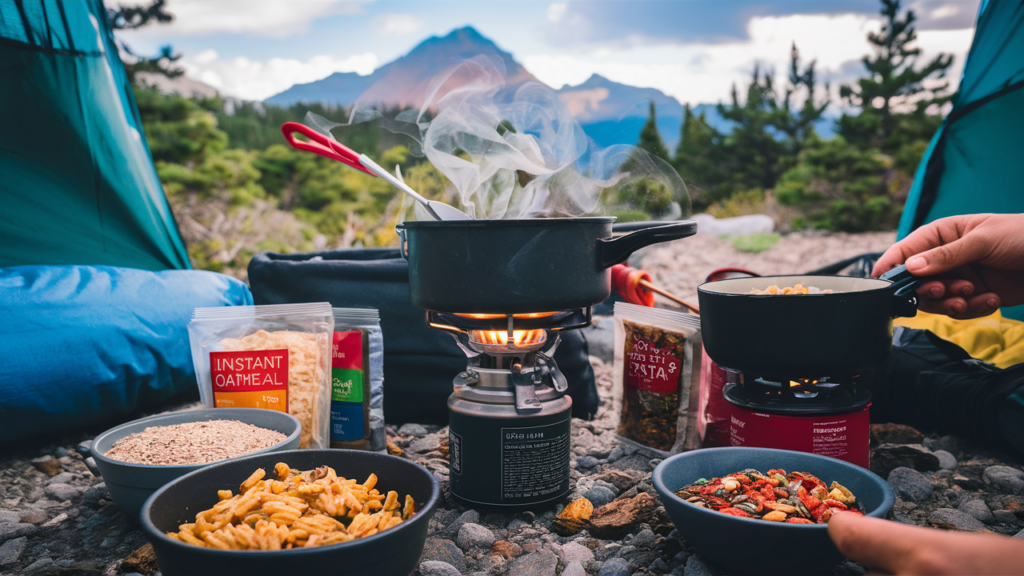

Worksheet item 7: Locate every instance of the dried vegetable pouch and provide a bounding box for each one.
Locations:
[188,302,334,449]
[331,308,385,452]
[614,302,700,455]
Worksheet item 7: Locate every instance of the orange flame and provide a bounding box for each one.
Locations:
[471,329,546,346]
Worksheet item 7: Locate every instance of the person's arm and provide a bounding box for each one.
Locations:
[828,512,1024,575]
[872,214,1024,319]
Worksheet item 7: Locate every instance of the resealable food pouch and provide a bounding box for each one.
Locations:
[330,308,385,452]
[614,302,700,455]
[188,302,334,449]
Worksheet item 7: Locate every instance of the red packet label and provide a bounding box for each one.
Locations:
[209,349,289,412]
[626,337,681,394]
[332,331,363,370]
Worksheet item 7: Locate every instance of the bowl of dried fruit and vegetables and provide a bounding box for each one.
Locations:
[140,449,440,576]
[89,408,301,521]
[652,447,894,576]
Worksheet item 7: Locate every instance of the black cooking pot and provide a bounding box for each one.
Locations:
[698,265,919,377]
[396,218,697,313]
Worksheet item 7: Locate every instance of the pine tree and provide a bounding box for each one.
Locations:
[637,101,670,162]
[776,42,829,158]
[673,104,726,208]
[838,0,954,152]
[717,66,787,193]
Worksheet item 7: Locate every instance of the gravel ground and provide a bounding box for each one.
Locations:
[2,231,1023,576]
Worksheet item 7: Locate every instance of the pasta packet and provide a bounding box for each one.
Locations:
[330,308,385,452]
[188,302,334,449]
[614,302,700,456]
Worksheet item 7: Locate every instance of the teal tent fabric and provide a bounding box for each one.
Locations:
[898,0,1024,320]
[0,0,189,271]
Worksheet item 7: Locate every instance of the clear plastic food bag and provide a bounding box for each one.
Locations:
[330,308,385,452]
[614,302,700,455]
[188,302,334,449]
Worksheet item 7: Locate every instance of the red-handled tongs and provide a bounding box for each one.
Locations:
[280,122,375,175]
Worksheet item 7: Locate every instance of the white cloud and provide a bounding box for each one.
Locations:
[181,52,379,101]
[111,0,369,39]
[373,13,424,37]
[547,3,568,23]
[523,13,974,107]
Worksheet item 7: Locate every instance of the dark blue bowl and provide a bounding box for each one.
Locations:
[141,449,440,576]
[652,447,894,576]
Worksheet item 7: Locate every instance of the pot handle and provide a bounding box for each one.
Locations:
[598,220,698,268]
[395,224,409,260]
[880,264,922,318]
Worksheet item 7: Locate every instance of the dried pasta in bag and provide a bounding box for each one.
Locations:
[188,303,334,449]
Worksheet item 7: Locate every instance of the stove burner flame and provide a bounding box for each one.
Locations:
[470,329,547,347]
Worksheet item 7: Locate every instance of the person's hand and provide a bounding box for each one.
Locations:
[872,213,1024,318]
[828,511,1024,575]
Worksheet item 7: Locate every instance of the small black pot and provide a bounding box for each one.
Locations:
[698,266,919,377]
[141,450,439,576]
[396,218,696,313]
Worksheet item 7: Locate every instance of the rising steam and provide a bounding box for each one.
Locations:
[308,56,689,220]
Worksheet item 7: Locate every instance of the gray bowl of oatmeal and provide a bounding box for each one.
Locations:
[90,408,301,520]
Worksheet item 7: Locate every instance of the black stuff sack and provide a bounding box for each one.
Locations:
[248,249,598,425]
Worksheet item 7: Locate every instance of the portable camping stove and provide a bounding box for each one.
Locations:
[426,308,590,508]
[701,354,872,468]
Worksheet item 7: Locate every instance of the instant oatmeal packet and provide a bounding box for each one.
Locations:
[330,308,385,452]
[614,302,700,455]
[188,302,334,449]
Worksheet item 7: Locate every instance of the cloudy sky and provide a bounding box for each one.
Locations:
[111,0,980,105]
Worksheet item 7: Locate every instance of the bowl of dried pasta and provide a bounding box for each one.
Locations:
[140,449,440,576]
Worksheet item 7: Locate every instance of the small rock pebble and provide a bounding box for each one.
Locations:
[872,444,941,478]
[983,466,1024,494]
[43,483,81,502]
[683,554,715,576]
[888,467,935,502]
[870,423,924,445]
[561,560,587,576]
[558,541,594,564]
[419,560,462,576]
[958,499,994,524]
[598,557,632,576]
[577,456,599,469]
[585,486,616,508]
[0,536,27,566]
[509,549,558,576]
[399,423,428,436]
[456,523,495,550]
[992,509,1018,524]
[933,450,957,470]
[929,508,986,532]
[421,539,467,573]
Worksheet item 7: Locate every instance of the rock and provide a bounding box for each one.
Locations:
[398,423,428,436]
[589,493,657,539]
[492,540,523,559]
[24,557,53,572]
[958,499,994,524]
[928,508,986,532]
[952,474,985,490]
[558,541,594,565]
[598,557,632,576]
[934,450,957,470]
[684,554,715,576]
[121,543,159,575]
[870,423,924,445]
[0,523,37,544]
[45,472,76,486]
[577,456,599,469]
[1001,495,1024,516]
[0,510,18,524]
[992,509,1017,524]
[41,512,68,528]
[632,528,657,548]
[872,444,940,478]
[595,470,641,493]
[585,486,617,508]
[0,536,27,566]
[1014,528,1024,539]
[562,560,587,576]
[444,509,480,538]
[592,479,621,496]
[44,483,82,502]
[553,498,594,536]
[81,483,109,507]
[649,557,670,574]
[419,560,462,576]
[18,509,47,525]
[606,454,653,472]
[457,523,495,550]
[888,467,935,502]
[509,549,558,576]
[669,551,691,569]
[923,435,967,455]
[983,466,1024,494]
[420,539,467,573]
[31,455,62,476]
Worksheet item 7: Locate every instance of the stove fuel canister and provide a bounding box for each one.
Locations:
[448,391,572,509]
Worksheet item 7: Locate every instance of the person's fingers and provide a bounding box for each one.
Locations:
[962,292,1002,318]
[946,279,975,298]
[917,280,947,300]
[828,513,921,573]
[905,236,991,277]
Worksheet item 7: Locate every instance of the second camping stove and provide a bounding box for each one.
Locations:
[428,309,591,508]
